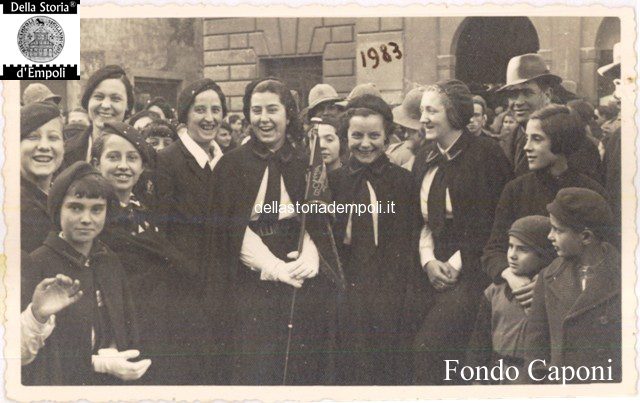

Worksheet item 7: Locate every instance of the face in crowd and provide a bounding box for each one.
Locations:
[507,235,546,277]
[215,127,233,149]
[523,118,558,171]
[187,89,224,146]
[60,190,107,252]
[501,113,518,136]
[146,135,173,152]
[95,134,144,200]
[505,81,551,124]
[467,103,486,135]
[133,116,154,131]
[347,112,386,164]
[67,110,90,127]
[420,89,453,143]
[548,214,584,258]
[230,118,243,133]
[20,117,65,186]
[88,78,129,131]
[318,123,340,167]
[250,91,289,151]
[147,105,166,120]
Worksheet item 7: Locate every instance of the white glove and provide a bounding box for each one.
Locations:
[261,260,304,288]
[287,232,319,280]
[92,348,152,381]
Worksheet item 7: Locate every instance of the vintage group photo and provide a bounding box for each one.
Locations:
[8,9,635,395]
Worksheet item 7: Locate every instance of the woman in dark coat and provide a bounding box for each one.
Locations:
[153,78,228,384]
[63,65,135,169]
[411,80,512,384]
[211,78,336,385]
[91,121,197,384]
[328,94,421,385]
[20,102,65,253]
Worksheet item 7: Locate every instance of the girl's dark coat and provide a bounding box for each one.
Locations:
[328,155,422,385]
[210,139,336,385]
[20,179,51,253]
[22,233,139,385]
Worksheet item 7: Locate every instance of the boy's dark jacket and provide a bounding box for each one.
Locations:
[525,242,621,383]
[22,232,139,385]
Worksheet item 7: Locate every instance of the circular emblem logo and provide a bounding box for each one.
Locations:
[17,16,65,63]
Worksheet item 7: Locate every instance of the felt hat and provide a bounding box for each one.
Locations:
[22,83,62,106]
[508,215,555,263]
[546,187,613,239]
[392,87,424,131]
[177,78,227,124]
[336,83,382,107]
[21,101,62,139]
[102,121,151,165]
[598,42,621,78]
[498,53,562,92]
[301,84,343,116]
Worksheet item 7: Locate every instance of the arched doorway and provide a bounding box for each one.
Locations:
[454,17,539,89]
[595,17,621,103]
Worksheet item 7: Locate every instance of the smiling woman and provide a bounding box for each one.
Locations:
[20,101,64,253]
[63,65,134,169]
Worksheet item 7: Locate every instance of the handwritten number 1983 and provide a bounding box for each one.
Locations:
[360,42,402,69]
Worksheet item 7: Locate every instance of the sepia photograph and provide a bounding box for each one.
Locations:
[3,3,637,400]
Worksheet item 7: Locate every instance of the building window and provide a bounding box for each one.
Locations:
[260,56,323,111]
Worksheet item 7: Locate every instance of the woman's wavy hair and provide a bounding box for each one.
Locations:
[242,77,304,145]
[529,104,585,156]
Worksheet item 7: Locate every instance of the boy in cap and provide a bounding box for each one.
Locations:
[386,87,426,169]
[466,215,555,383]
[22,161,150,385]
[525,187,621,383]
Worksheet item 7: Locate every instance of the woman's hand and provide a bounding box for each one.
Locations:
[424,260,457,291]
[31,274,83,324]
[286,251,319,280]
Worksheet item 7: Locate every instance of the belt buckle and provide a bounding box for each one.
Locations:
[260,223,275,237]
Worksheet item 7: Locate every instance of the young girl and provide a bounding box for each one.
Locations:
[91,121,194,384]
[317,114,344,172]
[22,162,149,385]
[20,102,65,252]
[329,94,421,385]
[211,77,336,385]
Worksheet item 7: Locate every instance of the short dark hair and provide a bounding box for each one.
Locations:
[90,131,150,167]
[219,121,232,133]
[146,96,175,120]
[81,65,135,119]
[59,174,118,230]
[338,107,395,145]
[141,119,178,140]
[243,78,304,144]
[529,104,585,156]
[318,113,347,158]
[228,114,243,125]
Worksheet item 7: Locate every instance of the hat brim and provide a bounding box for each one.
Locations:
[497,73,562,92]
[45,95,62,105]
[597,62,620,78]
[392,106,421,131]
[300,97,343,117]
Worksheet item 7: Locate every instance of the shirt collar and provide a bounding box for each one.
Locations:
[178,127,222,171]
[436,131,463,160]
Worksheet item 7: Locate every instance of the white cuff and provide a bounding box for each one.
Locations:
[419,225,436,267]
[448,250,462,272]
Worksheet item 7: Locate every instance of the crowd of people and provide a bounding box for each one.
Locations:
[19,43,623,386]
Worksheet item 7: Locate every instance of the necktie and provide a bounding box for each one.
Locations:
[427,155,447,238]
[258,156,281,225]
[351,178,376,257]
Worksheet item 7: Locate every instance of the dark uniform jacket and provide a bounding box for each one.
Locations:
[62,126,92,169]
[603,127,621,230]
[20,179,51,253]
[328,155,422,384]
[211,138,336,385]
[22,232,139,385]
[525,243,621,383]
[482,168,607,282]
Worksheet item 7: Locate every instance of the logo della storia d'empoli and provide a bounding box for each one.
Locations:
[17,16,65,63]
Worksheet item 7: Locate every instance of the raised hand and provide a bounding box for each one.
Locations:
[31,274,83,323]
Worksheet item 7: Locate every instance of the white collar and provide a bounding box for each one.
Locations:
[178,127,222,171]
[436,132,463,160]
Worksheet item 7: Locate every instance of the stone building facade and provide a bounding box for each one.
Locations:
[23,16,620,114]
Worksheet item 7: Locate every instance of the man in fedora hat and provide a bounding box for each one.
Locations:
[22,83,63,106]
[598,42,622,234]
[497,53,561,175]
[387,87,426,169]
